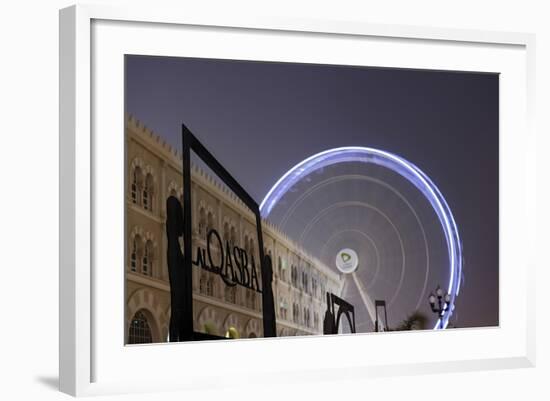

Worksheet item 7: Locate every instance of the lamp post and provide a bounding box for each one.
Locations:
[428,285,451,329]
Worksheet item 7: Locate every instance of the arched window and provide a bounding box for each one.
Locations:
[142,173,154,212]
[142,186,148,209]
[302,271,309,293]
[130,235,140,272]
[223,222,230,243]
[243,234,249,254]
[206,275,215,297]
[142,240,153,276]
[230,226,237,247]
[169,188,178,198]
[198,208,206,236]
[131,166,143,204]
[225,286,237,303]
[292,303,299,324]
[206,211,214,235]
[128,310,153,344]
[279,299,288,320]
[246,290,256,309]
[199,272,207,294]
[291,265,298,286]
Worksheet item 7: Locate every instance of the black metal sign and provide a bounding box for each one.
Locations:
[323,292,356,334]
[166,123,276,342]
[375,299,388,332]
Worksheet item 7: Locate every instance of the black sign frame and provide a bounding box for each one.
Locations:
[179,123,275,340]
[374,300,389,332]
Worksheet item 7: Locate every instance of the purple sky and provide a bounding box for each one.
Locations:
[126,55,499,329]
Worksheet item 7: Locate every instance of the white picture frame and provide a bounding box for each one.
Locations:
[59,4,536,397]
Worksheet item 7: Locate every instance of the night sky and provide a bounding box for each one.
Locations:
[126,55,499,329]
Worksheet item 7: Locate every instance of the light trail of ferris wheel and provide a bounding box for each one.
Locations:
[259,146,463,330]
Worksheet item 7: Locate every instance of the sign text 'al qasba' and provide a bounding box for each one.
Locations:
[192,228,262,293]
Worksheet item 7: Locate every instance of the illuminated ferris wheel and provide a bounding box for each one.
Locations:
[260,147,463,331]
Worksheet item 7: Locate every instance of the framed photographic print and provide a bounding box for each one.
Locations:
[59,4,536,397]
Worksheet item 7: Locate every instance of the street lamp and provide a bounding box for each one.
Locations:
[428,285,451,329]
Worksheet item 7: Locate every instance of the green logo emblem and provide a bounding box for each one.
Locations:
[341,252,351,263]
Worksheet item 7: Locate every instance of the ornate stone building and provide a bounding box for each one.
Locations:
[125,115,343,344]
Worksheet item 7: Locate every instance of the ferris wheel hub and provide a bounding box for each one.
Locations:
[336,248,359,274]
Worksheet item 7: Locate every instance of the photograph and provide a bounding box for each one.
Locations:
[1,1,544,399]
[124,54,499,344]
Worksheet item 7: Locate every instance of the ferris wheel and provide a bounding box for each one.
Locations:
[260,147,463,331]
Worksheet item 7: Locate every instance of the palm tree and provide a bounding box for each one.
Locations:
[392,311,428,331]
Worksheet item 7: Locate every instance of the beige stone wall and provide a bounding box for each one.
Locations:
[125,114,343,343]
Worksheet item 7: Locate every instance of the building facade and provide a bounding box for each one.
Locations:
[125,115,343,344]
